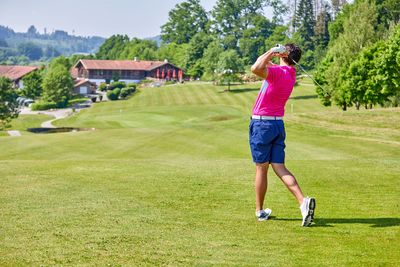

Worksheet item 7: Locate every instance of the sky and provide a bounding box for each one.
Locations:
[0,0,273,39]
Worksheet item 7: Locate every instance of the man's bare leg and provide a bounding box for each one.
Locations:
[271,163,304,205]
[255,162,269,211]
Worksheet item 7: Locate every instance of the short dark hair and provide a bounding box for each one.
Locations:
[283,43,302,66]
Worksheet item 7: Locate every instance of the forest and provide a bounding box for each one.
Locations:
[95,0,400,110]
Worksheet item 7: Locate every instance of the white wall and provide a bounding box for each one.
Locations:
[88,78,141,85]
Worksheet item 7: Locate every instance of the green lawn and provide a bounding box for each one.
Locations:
[1,80,399,266]
[0,114,53,136]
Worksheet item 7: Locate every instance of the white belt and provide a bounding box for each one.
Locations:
[252,115,283,120]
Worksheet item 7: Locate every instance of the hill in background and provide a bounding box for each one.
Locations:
[0,25,105,65]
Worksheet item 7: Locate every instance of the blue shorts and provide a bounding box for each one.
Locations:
[249,119,286,164]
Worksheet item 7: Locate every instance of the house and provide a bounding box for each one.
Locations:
[71,59,183,85]
[0,65,38,88]
[73,79,97,95]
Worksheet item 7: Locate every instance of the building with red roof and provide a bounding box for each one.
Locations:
[72,59,183,85]
[0,65,38,88]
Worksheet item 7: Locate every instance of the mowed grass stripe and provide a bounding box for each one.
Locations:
[169,86,187,106]
[192,84,217,105]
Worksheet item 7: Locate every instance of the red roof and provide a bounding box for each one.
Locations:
[75,59,179,71]
[0,65,38,81]
[74,79,97,88]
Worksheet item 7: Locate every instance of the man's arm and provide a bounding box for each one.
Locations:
[251,49,277,80]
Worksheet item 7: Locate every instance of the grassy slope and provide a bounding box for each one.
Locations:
[0,79,399,266]
[0,114,53,136]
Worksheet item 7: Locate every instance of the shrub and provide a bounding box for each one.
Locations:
[31,101,57,111]
[120,88,130,99]
[68,98,87,105]
[126,87,136,94]
[109,81,126,90]
[113,88,121,97]
[127,83,138,89]
[99,83,108,91]
[106,87,122,101]
[106,91,117,101]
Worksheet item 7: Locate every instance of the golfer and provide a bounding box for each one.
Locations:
[249,43,315,226]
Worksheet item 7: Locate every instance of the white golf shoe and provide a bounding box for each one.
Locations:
[300,197,316,227]
[256,208,272,221]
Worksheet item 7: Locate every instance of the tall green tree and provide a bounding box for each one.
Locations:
[344,41,386,109]
[0,77,19,130]
[293,0,315,51]
[375,25,400,102]
[42,65,73,107]
[240,14,274,64]
[20,70,43,99]
[96,34,129,59]
[157,42,190,68]
[119,38,158,60]
[184,31,214,77]
[211,0,266,42]
[161,0,208,44]
[201,40,225,80]
[216,49,244,89]
[316,0,378,110]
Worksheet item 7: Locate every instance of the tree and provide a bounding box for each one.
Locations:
[211,0,265,42]
[27,25,38,37]
[118,38,158,60]
[20,70,43,99]
[315,0,378,110]
[96,34,129,59]
[240,14,274,64]
[201,40,225,80]
[375,25,400,103]
[216,49,244,90]
[157,42,190,68]
[44,46,61,58]
[331,0,348,18]
[344,41,386,109]
[0,77,19,130]
[161,0,208,44]
[17,42,43,60]
[184,31,214,77]
[49,56,72,70]
[264,25,290,51]
[293,0,315,51]
[42,65,73,107]
[313,5,332,65]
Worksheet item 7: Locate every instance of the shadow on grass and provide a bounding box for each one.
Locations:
[289,94,318,100]
[218,88,260,94]
[273,217,400,227]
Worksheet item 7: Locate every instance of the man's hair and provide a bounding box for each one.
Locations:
[283,43,302,66]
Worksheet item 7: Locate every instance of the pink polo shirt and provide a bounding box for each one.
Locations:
[252,65,296,117]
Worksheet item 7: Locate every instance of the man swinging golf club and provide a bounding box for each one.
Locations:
[250,43,315,226]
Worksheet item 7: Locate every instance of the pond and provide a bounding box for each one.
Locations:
[27,127,95,134]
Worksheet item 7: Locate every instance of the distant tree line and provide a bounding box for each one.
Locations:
[95,0,337,81]
[95,0,400,110]
[0,25,105,65]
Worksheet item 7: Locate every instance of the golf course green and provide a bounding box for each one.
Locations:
[1,79,399,266]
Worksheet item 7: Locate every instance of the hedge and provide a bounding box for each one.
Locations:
[31,102,58,111]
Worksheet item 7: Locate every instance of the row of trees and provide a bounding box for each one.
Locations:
[315,0,400,110]
[96,0,338,81]
[0,25,105,65]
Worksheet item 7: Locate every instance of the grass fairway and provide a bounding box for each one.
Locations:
[1,79,399,266]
